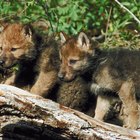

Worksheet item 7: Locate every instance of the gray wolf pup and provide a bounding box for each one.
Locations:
[58,32,140,129]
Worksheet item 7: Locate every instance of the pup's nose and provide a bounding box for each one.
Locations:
[58,73,65,80]
[0,60,4,65]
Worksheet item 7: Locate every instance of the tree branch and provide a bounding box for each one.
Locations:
[0,84,140,140]
[114,0,140,25]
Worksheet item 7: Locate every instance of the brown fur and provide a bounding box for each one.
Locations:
[0,23,42,88]
[30,38,60,96]
[56,77,94,113]
[58,32,140,129]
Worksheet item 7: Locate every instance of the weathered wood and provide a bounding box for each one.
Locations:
[0,84,140,140]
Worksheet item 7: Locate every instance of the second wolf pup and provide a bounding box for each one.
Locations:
[58,32,140,129]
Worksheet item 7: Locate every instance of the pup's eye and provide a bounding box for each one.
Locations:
[69,59,77,65]
[11,48,17,51]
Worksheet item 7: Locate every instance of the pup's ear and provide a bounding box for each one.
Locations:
[77,32,90,49]
[22,24,33,40]
[0,22,9,33]
[60,32,68,44]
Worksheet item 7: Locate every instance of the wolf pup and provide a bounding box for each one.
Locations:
[30,36,93,113]
[0,23,41,88]
[58,32,140,129]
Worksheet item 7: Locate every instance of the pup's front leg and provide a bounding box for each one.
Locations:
[31,70,57,97]
[94,95,111,121]
[91,83,112,120]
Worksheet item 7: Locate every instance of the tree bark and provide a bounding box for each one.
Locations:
[0,84,140,140]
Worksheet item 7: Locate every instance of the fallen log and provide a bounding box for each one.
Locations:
[0,84,140,140]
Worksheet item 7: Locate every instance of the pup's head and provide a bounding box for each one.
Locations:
[0,23,37,68]
[58,32,98,82]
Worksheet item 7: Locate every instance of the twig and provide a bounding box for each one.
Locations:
[114,0,140,25]
[105,7,112,41]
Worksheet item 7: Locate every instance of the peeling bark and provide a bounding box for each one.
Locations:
[0,84,140,140]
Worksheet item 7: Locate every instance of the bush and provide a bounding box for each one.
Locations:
[0,0,139,35]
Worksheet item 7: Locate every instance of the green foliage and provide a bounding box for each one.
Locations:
[0,0,139,35]
[0,1,45,23]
